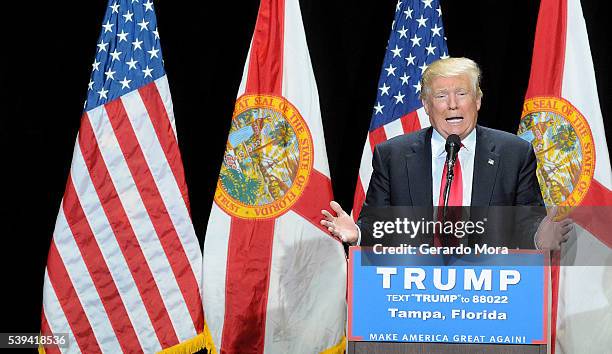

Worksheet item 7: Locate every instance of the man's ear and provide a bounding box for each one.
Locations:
[476,95,482,111]
[421,99,430,115]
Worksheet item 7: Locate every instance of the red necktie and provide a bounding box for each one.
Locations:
[434,154,462,247]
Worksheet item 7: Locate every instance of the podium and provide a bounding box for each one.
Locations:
[348,342,546,354]
[347,247,549,353]
[348,341,547,354]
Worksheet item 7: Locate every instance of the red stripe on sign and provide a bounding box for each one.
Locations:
[292,169,340,237]
[222,218,276,354]
[400,111,421,134]
[79,115,179,347]
[368,126,388,152]
[570,179,612,247]
[525,0,567,98]
[352,176,366,222]
[62,178,142,353]
[139,82,192,215]
[46,241,102,353]
[40,311,61,354]
[245,0,285,95]
[103,99,204,332]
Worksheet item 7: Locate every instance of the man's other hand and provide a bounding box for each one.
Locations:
[321,201,359,244]
[535,206,574,250]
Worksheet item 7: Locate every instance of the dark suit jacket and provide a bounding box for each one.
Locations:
[358,125,545,248]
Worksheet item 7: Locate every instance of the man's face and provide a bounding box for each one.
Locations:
[422,74,481,139]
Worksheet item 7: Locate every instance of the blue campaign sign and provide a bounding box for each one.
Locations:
[348,247,548,345]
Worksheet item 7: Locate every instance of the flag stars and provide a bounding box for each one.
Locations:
[102,20,114,33]
[441,52,450,59]
[404,7,413,19]
[413,81,422,94]
[396,1,402,12]
[385,64,397,76]
[393,91,405,104]
[431,24,442,37]
[405,53,416,65]
[88,80,94,90]
[138,19,149,31]
[422,0,433,9]
[132,38,143,50]
[410,34,422,47]
[400,72,410,85]
[126,58,138,70]
[416,15,428,28]
[110,49,122,61]
[105,68,116,80]
[97,40,109,52]
[397,26,408,39]
[97,87,109,99]
[425,43,436,55]
[147,47,159,59]
[142,65,153,78]
[419,62,428,74]
[123,10,134,22]
[152,28,160,40]
[374,102,384,115]
[436,6,442,17]
[92,59,101,71]
[109,2,119,13]
[120,77,132,89]
[390,45,403,58]
[144,0,154,11]
[379,83,390,96]
[117,30,129,42]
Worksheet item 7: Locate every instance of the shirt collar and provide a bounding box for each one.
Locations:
[431,127,477,158]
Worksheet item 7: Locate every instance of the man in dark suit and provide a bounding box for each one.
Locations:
[321,57,572,250]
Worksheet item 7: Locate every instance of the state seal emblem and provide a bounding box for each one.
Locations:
[518,97,595,213]
[214,94,313,219]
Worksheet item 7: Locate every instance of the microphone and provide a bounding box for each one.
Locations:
[442,134,461,220]
[445,134,461,169]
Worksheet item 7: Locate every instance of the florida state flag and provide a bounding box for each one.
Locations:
[201,0,347,353]
[518,0,612,352]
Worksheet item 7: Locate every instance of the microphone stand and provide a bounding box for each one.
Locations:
[442,159,455,223]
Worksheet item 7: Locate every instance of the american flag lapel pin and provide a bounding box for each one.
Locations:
[488,158,495,165]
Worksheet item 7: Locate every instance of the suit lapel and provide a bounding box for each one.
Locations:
[405,128,433,206]
[471,126,500,206]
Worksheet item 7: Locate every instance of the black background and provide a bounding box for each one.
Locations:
[0,0,610,337]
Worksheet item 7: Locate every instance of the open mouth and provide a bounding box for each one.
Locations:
[445,116,464,124]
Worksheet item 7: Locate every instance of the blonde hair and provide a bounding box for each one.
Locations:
[419,57,483,99]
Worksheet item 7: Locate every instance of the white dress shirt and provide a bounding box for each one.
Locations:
[431,128,476,207]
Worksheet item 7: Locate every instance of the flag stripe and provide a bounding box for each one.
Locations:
[222,218,276,354]
[400,111,422,134]
[245,0,285,95]
[368,127,388,151]
[352,176,366,222]
[46,241,102,353]
[103,98,202,336]
[80,110,180,347]
[139,79,192,214]
[42,272,78,354]
[202,203,232,349]
[383,117,405,140]
[53,208,124,353]
[291,169,335,235]
[70,141,162,352]
[123,85,203,294]
[62,178,142,353]
[525,0,567,98]
[40,312,62,354]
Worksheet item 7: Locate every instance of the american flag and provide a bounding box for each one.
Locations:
[40,1,206,353]
[352,0,449,218]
